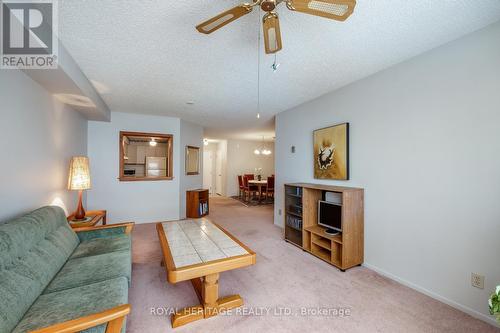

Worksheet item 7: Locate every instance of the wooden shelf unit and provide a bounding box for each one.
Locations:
[186,189,209,218]
[284,185,304,248]
[284,183,364,271]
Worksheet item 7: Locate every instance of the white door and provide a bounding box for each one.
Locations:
[203,150,214,194]
[215,151,222,196]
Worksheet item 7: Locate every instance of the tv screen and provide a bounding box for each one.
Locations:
[318,201,342,232]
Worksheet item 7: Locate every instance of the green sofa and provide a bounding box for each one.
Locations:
[0,206,134,333]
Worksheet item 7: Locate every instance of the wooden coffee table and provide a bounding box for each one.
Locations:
[157,218,256,328]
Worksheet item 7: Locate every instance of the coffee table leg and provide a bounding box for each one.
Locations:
[171,273,244,328]
[216,294,244,312]
[171,305,204,328]
[203,273,219,317]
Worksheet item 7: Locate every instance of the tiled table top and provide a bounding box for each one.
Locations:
[248,180,267,184]
[161,219,249,268]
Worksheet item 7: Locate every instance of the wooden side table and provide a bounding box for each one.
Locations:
[67,210,107,229]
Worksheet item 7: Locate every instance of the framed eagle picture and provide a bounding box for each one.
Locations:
[313,122,349,180]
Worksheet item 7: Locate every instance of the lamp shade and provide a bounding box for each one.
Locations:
[68,156,91,190]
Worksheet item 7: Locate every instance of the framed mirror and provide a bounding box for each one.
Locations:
[185,146,200,175]
[119,131,173,181]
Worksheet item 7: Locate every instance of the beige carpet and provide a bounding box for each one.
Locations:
[127,197,498,332]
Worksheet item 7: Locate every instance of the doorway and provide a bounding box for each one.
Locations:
[215,150,223,195]
[202,140,227,196]
[203,148,214,194]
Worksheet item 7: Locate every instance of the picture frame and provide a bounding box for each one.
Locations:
[185,146,200,175]
[313,122,349,180]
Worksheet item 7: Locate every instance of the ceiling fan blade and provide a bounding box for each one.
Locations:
[263,12,282,54]
[196,4,253,34]
[287,0,356,21]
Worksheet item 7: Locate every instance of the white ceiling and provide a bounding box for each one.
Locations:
[58,1,500,140]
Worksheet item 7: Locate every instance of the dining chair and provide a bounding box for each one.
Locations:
[237,175,244,199]
[266,176,275,200]
[244,174,254,180]
[243,175,258,202]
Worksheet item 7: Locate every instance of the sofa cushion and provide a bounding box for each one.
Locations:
[12,277,128,333]
[70,234,131,259]
[0,206,79,333]
[43,251,131,294]
[77,226,130,242]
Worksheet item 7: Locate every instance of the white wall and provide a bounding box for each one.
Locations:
[87,112,181,223]
[179,120,204,219]
[275,23,500,325]
[0,70,87,221]
[226,140,275,197]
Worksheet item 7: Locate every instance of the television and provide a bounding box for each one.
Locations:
[318,200,342,235]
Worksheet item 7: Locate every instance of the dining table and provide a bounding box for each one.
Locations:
[248,179,268,204]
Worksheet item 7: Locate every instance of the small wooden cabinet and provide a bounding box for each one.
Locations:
[284,183,364,271]
[186,189,209,218]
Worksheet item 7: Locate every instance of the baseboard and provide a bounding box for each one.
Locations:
[363,263,499,328]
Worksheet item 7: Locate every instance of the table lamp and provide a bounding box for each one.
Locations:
[68,156,91,221]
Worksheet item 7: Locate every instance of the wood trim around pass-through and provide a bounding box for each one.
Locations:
[119,131,174,182]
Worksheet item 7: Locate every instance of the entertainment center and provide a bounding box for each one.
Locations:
[284,183,364,271]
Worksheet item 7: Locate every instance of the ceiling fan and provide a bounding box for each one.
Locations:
[196,0,356,54]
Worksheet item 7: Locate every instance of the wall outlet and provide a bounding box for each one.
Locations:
[471,273,485,289]
[278,209,282,216]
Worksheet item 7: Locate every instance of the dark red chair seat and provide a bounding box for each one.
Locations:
[266,176,275,199]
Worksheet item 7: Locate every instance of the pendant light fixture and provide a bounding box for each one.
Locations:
[254,136,272,155]
[256,7,261,120]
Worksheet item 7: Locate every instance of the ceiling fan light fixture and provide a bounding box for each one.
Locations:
[261,0,277,12]
[268,28,278,51]
[195,0,356,53]
[263,12,282,54]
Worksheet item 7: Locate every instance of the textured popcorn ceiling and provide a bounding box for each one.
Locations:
[58,0,500,140]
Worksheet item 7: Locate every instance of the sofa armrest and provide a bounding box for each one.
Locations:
[29,304,130,333]
[74,222,134,241]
